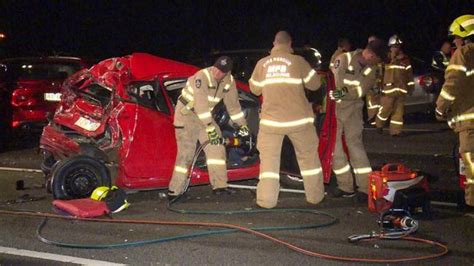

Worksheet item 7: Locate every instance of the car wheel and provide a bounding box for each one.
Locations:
[51,155,111,199]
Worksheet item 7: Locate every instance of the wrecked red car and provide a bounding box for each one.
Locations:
[40,53,336,199]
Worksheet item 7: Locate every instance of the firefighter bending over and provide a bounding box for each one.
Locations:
[249,31,324,208]
[329,39,387,200]
[435,14,474,214]
[168,56,249,199]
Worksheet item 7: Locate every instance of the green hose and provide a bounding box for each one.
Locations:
[36,207,338,249]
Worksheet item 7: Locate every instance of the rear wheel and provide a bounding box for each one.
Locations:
[51,155,111,199]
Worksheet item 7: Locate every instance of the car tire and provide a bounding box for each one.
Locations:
[51,155,111,200]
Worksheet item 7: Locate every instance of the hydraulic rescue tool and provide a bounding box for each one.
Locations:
[348,209,419,242]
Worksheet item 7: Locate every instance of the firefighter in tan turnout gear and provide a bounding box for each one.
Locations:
[329,39,387,199]
[435,15,474,212]
[375,35,414,136]
[168,56,249,198]
[249,31,323,208]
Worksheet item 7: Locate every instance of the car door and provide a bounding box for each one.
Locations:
[120,79,176,187]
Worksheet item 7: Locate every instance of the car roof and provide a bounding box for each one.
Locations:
[130,53,199,80]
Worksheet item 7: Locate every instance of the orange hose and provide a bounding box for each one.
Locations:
[0,209,448,263]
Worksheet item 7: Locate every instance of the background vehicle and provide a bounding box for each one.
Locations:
[405,57,443,114]
[0,57,87,143]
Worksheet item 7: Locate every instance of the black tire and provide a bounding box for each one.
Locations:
[51,155,111,199]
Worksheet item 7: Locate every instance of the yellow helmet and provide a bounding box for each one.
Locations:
[90,186,130,213]
[448,14,474,38]
[91,186,116,201]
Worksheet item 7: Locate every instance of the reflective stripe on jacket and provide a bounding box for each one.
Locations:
[436,43,474,131]
[249,44,321,131]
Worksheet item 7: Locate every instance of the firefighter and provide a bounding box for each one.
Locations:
[431,40,452,71]
[329,38,352,69]
[329,39,387,200]
[375,35,414,136]
[366,36,384,124]
[366,61,383,124]
[249,31,323,209]
[435,14,474,213]
[168,56,249,198]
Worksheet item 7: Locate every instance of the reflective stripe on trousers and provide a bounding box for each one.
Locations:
[168,116,228,195]
[332,105,371,193]
[256,125,324,208]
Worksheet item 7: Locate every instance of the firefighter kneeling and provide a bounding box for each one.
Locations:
[168,56,249,199]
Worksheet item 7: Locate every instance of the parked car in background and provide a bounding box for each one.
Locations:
[0,56,88,138]
[404,57,443,114]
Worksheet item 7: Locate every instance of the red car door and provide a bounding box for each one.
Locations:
[120,79,177,188]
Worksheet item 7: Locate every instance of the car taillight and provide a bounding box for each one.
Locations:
[419,75,434,92]
[11,88,38,107]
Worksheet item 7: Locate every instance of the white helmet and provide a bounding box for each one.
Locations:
[388,35,403,47]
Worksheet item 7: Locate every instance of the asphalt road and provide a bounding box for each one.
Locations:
[0,115,473,265]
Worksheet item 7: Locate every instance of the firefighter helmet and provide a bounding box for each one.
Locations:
[90,186,129,213]
[91,186,112,201]
[448,14,474,38]
[388,35,403,47]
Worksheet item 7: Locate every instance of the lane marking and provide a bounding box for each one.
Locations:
[0,246,125,265]
[0,167,43,173]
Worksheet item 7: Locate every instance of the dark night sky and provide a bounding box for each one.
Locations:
[0,0,473,64]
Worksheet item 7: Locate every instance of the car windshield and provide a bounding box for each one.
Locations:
[0,61,82,81]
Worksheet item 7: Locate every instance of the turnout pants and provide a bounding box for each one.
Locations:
[168,115,227,195]
[256,125,324,209]
[375,94,405,135]
[460,129,474,207]
[333,104,371,194]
